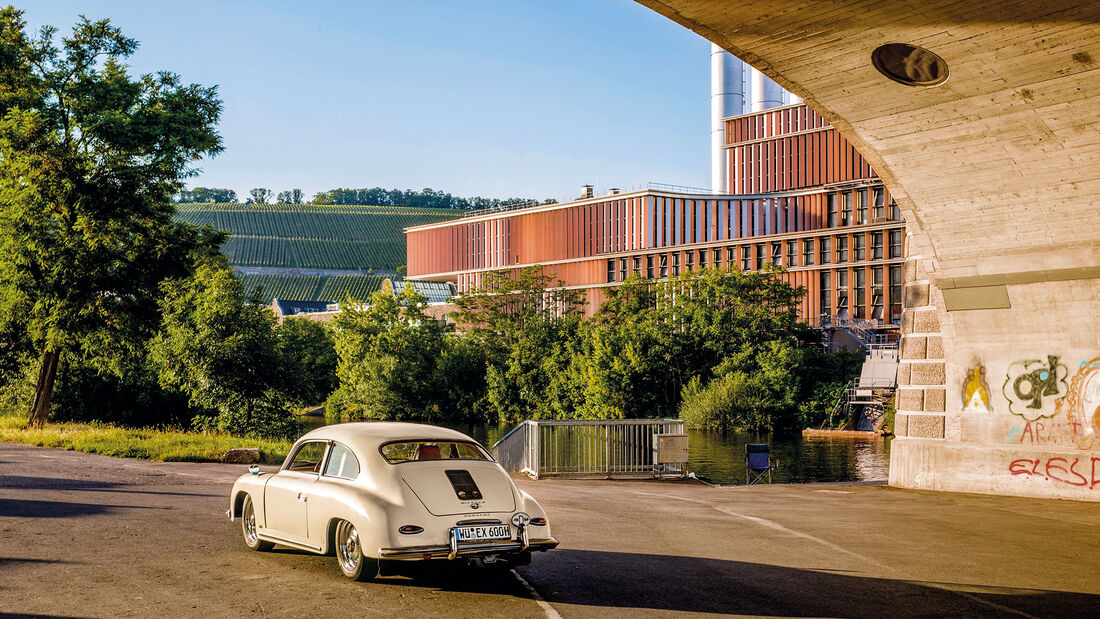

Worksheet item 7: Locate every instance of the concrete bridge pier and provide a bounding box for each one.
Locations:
[635,0,1100,501]
[892,233,1100,501]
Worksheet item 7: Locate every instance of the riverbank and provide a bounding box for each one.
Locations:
[0,413,292,464]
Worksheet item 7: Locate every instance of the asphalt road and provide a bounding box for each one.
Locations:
[2,442,1099,618]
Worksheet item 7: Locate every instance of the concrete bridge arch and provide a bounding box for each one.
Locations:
[636,0,1100,500]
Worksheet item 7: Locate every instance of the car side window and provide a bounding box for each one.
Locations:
[322,443,360,480]
[286,441,327,473]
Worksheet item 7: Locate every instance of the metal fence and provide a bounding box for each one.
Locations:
[491,419,687,479]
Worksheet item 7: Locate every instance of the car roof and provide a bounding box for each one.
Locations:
[298,421,478,452]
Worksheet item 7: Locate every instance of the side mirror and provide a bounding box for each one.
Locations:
[248,465,260,475]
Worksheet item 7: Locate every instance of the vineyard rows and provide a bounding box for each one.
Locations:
[240,274,385,304]
[173,203,461,271]
[223,236,405,271]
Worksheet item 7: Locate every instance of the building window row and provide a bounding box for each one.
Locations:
[604,227,904,284]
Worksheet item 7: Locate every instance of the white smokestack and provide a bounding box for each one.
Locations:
[710,44,745,194]
[750,66,785,112]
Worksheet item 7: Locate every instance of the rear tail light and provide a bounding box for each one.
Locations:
[398,525,424,535]
[530,517,547,526]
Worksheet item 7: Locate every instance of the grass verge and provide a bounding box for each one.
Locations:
[0,413,293,464]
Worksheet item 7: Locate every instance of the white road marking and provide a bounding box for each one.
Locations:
[631,489,889,569]
[633,489,1043,617]
[512,570,562,619]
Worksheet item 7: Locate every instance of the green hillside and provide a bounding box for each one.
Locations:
[239,273,385,304]
[174,203,462,271]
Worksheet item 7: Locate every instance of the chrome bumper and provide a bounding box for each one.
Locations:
[378,537,559,561]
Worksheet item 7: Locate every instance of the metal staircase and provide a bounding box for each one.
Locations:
[824,342,899,432]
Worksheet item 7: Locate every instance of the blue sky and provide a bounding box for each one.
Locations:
[24,1,711,202]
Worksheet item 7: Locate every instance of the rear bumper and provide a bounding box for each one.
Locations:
[379,537,558,561]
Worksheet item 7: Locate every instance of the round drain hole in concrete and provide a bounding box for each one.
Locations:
[871,43,949,87]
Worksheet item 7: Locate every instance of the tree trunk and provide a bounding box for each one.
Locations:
[27,349,60,428]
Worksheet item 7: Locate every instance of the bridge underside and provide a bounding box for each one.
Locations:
[637,0,1100,500]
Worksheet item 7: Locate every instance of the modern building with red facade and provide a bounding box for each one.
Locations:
[406,103,906,328]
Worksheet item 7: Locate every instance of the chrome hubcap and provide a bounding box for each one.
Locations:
[243,498,258,544]
[336,521,361,573]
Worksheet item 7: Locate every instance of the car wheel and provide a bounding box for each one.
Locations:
[241,495,273,551]
[335,519,378,581]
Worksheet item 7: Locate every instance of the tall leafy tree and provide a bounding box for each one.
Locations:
[150,260,299,437]
[276,316,337,405]
[453,266,586,421]
[177,186,236,203]
[248,187,272,204]
[0,8,223,426]
[326,287,449,420]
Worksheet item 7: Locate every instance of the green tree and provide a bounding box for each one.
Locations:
[177,186,236,203]
[150,260,299,438]
[275,189,303,204]
[453,266,586,421]
[248,187,272,204]
[326,287,449,421]
[576,276,681,419]
[0,8,224,427]
[276,316,337,405]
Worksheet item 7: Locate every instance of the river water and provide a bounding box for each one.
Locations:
[304,418,891,486]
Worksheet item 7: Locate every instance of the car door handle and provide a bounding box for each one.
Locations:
[297,492,307,502]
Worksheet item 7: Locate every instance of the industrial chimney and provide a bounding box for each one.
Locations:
[710,44,745,194]
[749,66,785,112]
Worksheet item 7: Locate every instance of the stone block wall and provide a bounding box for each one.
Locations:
[894,254,948,440]
[890,242,1100,502]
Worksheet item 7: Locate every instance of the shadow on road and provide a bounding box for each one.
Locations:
[0,475,219,498]
[519,549,1100,617]
[260,545,532,597]
[0,497,166,519]
[0,557,79,567]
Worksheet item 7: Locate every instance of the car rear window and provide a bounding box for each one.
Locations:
[380,441,490,464]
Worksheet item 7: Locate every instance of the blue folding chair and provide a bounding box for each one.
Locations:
[745,443,778,485]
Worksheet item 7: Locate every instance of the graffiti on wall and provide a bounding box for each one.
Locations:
[962,364,992,413]
[998,355,1099,488]
[1054,357,1100,450]
[1008,456,1100,489]
[1002,355,1068,421]
[1006,419,1097,449]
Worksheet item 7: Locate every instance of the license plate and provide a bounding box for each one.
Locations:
[455,524,510,542]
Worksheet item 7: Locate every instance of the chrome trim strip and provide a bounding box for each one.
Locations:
[257,530,322,552]
[379,537,559,561]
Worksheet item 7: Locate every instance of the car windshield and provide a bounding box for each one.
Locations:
[380,441,490,464]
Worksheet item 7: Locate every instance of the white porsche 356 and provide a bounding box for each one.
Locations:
[226,422,558,580]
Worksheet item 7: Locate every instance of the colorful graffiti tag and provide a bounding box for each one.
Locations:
[1008,456,1100,489]
[1006,419,1097,449]
[1002,355,1068,421]
[962,364,992,413]
[1054,357,1100,450]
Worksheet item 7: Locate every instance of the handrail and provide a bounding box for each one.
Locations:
[645,182,726,195]
[491,420,528,452]
[461,200,544,218]
[491,418,687,479]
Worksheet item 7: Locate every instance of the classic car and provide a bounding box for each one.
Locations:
[226,422,558,580]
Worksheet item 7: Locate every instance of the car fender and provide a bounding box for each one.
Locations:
[305,479,393,556]
[515,488,554,540]
[228,472,271,525]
